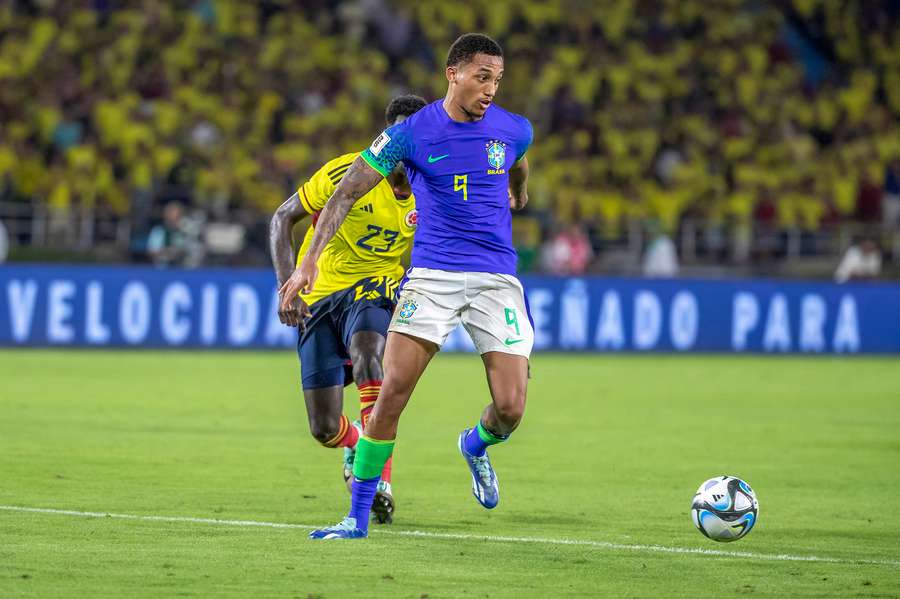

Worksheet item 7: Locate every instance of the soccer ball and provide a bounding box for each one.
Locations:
[690,476,759,542]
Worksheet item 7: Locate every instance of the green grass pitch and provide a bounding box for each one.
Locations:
[1,350,899,597]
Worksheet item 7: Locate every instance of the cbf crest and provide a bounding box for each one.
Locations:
[396,297,418,324]
[486,140,507,174]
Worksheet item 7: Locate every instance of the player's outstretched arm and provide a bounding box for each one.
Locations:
[278,157,383,309]
[509,156,529,210]
[269,193,312,327]
[270,192,308,288]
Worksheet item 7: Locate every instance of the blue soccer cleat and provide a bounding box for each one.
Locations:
[458,429,500,509]
[308,517,367,540]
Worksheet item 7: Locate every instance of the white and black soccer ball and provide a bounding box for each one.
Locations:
[690,476,759,542]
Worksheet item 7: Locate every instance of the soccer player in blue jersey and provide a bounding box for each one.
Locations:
[279,33,533,539]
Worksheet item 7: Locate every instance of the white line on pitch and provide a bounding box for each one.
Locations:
[2,505,898,568]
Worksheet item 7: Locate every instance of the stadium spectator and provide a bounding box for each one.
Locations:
[855,171,884,223]
[146,202,204,268]
[642,224,679,278]
[834,237,882,283]
[884,159,900,228]
[541,223,593,275]
[512,213,542,273]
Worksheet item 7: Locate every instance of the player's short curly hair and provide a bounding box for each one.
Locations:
[385,94,428,125]
[446,33,503,68]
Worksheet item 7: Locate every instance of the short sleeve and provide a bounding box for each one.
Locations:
[515,117,534,162]
[360,121,413,177]
[297,154,356,213]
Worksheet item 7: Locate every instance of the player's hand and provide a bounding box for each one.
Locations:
[278,258,318,313]
[278,294,311,329]
[509,188,528,210]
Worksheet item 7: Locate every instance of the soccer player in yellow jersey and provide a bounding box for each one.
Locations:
[269,95,426,524]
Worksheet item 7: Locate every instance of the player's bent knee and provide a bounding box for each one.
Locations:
[349,333,386,384]
[493,390,527,426]
[350,353,383,384]
[308,419,342,445]
[495,402,525,427]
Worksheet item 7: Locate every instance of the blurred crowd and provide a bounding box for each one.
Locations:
[0,0,898,274]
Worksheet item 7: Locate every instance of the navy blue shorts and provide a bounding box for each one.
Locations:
[297,277,395,389]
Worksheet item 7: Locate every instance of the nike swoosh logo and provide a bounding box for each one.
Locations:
[427,154,449,163]
[504,337,523,346]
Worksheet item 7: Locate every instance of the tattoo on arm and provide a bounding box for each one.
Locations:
[304,156,383,260]
[269,192,309,286]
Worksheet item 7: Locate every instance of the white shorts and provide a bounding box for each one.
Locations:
[389,267,534,358]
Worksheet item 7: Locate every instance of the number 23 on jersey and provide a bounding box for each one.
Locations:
[355,224,399,253]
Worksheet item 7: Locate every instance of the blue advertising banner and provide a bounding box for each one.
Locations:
[1,265,899,353]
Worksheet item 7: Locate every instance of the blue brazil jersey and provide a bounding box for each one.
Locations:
[361,100,533,275]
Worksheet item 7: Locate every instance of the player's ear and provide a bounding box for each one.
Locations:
[446,65,458,84]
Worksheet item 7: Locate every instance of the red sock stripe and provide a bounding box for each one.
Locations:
[360,405,374,429]
[380,456,392,484]
[322,416,348,447]
[359,381,382,431]
[343,421,360,448]
[322,415,358,448]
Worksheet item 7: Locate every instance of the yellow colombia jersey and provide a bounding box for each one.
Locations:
[296,152,416,306]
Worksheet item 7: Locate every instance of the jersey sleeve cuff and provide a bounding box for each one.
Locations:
[360,150,391,177]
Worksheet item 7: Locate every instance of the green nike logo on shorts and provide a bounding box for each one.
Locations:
[504,337,523,346]
[427,154,449,163]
